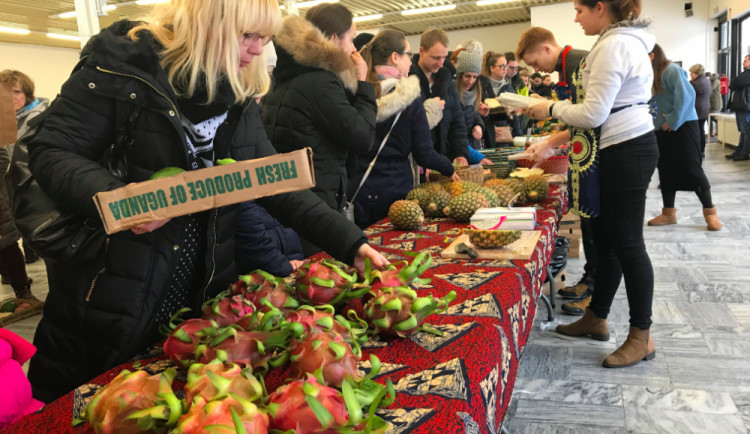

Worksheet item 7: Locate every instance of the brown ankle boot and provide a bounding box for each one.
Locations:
[647,208,677,226]
[13,278,40,302]
[602,326,655,368]
[703,207,722,231]
[556,309,610,341]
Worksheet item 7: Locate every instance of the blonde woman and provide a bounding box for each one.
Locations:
[25,0,387,402]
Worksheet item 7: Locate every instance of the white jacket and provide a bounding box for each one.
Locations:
[551,22,656,149]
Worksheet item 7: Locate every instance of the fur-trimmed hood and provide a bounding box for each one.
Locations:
[376,76,421,122]
[273,16,358,93]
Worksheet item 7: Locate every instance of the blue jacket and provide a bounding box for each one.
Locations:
[652,63,698,131]
[236,201,304,277]
[457,100,488,164]
[351,77,455,227]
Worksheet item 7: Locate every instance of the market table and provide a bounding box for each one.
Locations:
[6,185,567,434]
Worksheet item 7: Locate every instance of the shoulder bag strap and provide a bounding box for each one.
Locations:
[349,111,402,203]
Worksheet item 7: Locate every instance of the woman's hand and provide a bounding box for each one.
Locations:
[471,125,483,140]
[131,219,170,235]
[453,157,469,166]
[479,158,493,165]
[478,103,490,117]
[660,114,672,131]
[523,100,554,120]
[351,51,368,81]
[520,140,555,163]
[451,172,461,182]
[353,244,389,275]
[289,260,304,271]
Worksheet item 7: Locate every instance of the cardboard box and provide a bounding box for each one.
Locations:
[0,298,44,326]
[560,227,583,238]
[542,266,567,296]
[94,149,315,234]
[560,212,581,228]
[567,238,581,258]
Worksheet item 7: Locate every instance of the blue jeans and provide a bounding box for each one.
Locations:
[735,110,750,156]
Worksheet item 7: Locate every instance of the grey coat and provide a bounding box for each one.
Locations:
[690,74,711,120]
[710,76,722,112]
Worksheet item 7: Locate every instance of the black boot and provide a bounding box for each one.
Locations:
[13,278,40,302]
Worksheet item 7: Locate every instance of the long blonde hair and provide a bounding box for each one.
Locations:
[129,0,282,103]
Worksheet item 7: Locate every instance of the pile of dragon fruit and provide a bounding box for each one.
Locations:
[75,252,456,433]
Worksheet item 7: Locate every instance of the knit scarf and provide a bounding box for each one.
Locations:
[374,65,402,80]
[461,90,477,108]
[488,76,506,95]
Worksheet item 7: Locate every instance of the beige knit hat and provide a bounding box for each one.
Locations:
[456,51,482,75]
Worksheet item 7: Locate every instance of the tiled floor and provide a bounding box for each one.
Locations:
[1,140,748,433]
[505,141,750,433]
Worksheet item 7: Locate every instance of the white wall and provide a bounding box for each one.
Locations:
[531,1,715,78]
[0,42,80,101]
[709,0,750,18]
[403,21,531,55]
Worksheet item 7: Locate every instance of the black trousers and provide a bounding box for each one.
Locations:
[580,216,597,286]
[589,132,659,330]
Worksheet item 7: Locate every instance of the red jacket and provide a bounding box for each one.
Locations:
[720,76,729,95]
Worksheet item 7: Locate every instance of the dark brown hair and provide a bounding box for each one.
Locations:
[305,3,353,38]
[481,51,504,77]
[455,72,482,113]
[0,69,35,105]
[650,43,670,94]
[360,29,407,98]
[577,0,642,22]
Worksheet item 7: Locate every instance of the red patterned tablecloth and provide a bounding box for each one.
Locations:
[7,186,567,434]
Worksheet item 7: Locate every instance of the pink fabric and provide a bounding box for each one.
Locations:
[374,65,402,80]
[0,330,44,429]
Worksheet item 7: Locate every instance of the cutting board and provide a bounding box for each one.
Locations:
[441,230,542,260]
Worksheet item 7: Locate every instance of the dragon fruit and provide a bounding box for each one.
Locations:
[201,290,256,327]
[362,252,432,296]
[194,325,299,372]
[234,270,299,312]
[268,375,350,433]
[364,287,457,337]
[174,395,269,434]
[295,258,367,306]
[284,305,367,351]
[289,330,361,388]
[163,318,217,368]
[76,368,181,434]
[184,359,264,405]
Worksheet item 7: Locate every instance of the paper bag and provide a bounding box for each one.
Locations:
[0,82,18,146]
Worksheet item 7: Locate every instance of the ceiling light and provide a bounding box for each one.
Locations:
[476,0,513,5]
[54,4,116,19]
[0,26,31,35]
[293,0,339,8]
[46,32,81,41]
[135,0,169,4]
[401,4,456,15]
[353,14,383,22]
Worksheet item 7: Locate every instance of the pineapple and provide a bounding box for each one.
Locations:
[443,192,488,223]
[478,187,501,207]
[523,174,549,202]
[423,188,451,217]
[388,200,424,230]
[464,229,522,248]
[445,180,481,197]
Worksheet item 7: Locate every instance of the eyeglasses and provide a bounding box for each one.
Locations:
[506,65,518,71]
[493,63,508,69]
[240,32,273,47]
[399,51,414,60]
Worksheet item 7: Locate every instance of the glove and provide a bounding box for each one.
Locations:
[524,140,556,163]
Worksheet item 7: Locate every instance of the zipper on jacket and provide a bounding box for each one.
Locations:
[95,66,181,121]
[85,268,106,302]
[201,210,219,302]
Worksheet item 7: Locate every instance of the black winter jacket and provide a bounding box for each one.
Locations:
[409,58,470,161]
[263,16,377,212]
[26,20,367,402]
[351,77,454,227]
[235,201,304,277]
[729,67,750,112]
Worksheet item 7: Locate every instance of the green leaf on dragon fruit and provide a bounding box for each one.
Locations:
[305,395,335,429]
[230,406,248,434]
[342,378,363,426]
[310,277,336,288]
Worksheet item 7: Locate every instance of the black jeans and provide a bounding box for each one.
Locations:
[580,216,597,287]
[589,132,659,330]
